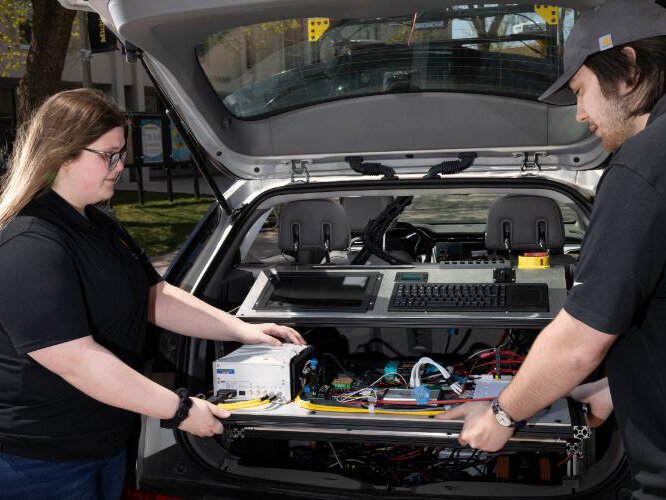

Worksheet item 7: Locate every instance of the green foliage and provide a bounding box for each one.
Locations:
[0,0,30,77]
[0,1,80,78]
[197,19,303,56]
[111,191,215,257]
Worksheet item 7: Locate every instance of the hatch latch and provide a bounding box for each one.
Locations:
[514,151,548,175]
[290,160,311,183]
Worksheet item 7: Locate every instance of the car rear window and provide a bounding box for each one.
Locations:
[196,3,578,118]
[399,193,582,241]
[400,193,577,223]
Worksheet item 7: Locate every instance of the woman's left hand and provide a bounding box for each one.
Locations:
[234,321,306,346]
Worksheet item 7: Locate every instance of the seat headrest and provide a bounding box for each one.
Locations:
[278,200,350,252]
[485,195,565,254]
[340,196,395,233]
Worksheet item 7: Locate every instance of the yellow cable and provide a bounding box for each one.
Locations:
[217,398,271,410]
[219,402,268,410]
[217,398,263,407]
[218,395,450,415]
[227,401,269,409]
[295,395,445,416]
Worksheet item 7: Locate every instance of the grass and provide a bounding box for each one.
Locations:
[111,190,215,257]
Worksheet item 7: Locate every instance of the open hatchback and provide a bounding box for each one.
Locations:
[59,1,643,498]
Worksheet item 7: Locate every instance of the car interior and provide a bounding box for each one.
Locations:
[148,185,627,497]
[81,0,634,496]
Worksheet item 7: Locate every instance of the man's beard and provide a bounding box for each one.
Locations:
[599,95,637,152]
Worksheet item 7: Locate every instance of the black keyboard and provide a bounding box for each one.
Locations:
[389,283,549,312]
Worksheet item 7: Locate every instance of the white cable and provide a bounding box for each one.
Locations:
[334,372,407,403]
[410,357,463,395]
[329,442,343,469]
[463,342,511,364]
[335,388,378,403]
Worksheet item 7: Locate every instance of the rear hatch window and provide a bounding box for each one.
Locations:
[196,4,578,118]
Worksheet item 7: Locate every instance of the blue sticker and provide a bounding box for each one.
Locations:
[216,368,235,374]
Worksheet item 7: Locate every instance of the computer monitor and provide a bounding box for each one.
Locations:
[255,270,381,312]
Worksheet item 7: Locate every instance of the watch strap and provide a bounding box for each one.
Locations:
[492,398,526,430]
[160,388,193,429]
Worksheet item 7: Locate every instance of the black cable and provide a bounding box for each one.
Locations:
[423,153,477,179]
[450,328,472,355]
[345,156,398,180]
[351,196,414,265]
[360,338,403,357]
[323,352,350,375]
[444,329,453,354]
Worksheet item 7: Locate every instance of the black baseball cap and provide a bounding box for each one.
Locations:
[539,0,666,105]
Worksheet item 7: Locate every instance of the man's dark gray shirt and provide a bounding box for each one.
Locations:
[564,94,666,499]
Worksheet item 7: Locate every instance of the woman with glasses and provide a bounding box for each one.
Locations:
[0,89,305,499]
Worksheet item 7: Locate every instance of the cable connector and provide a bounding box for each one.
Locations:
[210,389,238,404]
[413,386,430,404]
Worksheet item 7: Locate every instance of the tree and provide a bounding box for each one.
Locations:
[17,0,76,125]
[469,9,505,52]
[0,0,31,77]
[0,0,75,125]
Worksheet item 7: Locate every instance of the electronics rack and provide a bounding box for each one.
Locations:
[222,398,589,450]
[226,262,590,479]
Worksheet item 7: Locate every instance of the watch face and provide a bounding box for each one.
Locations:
[495,410,513,427]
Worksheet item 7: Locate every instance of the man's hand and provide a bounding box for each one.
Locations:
[436,401,514,452]
[569,377,613,427]
[233,322,306,346]
[178,397,231,437]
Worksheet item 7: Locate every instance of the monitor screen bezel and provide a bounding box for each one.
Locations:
[254,271,382,312]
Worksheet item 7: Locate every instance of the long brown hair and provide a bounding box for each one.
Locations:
[0,89,127,226]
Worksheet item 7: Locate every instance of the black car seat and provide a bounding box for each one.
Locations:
[485,195,576,288]
[276,199,351,265]
[485,195,566,255]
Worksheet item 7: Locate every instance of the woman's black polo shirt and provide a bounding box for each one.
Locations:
[0,190,163,461]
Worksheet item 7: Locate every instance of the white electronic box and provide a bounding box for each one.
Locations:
[213,343,313,403]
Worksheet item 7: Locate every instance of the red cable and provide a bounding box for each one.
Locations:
[340,397,494,406]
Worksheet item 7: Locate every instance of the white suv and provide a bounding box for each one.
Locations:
[62,1,635,498]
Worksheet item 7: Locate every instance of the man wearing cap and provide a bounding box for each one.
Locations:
[439,0,666,496]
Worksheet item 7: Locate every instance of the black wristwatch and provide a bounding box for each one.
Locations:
[160,388,193,429]
[491,398,526,430]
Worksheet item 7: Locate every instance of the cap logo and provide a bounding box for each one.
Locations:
[598,34,614,51]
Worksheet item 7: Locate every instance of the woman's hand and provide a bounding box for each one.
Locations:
[568,377,613,427]
[178,398,231,437]
[150,282,307,345]
[232,321,306,346]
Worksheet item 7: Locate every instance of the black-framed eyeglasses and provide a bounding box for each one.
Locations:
[82,146,127,171]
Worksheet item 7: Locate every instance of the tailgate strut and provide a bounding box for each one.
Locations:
[137,50,232,215]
